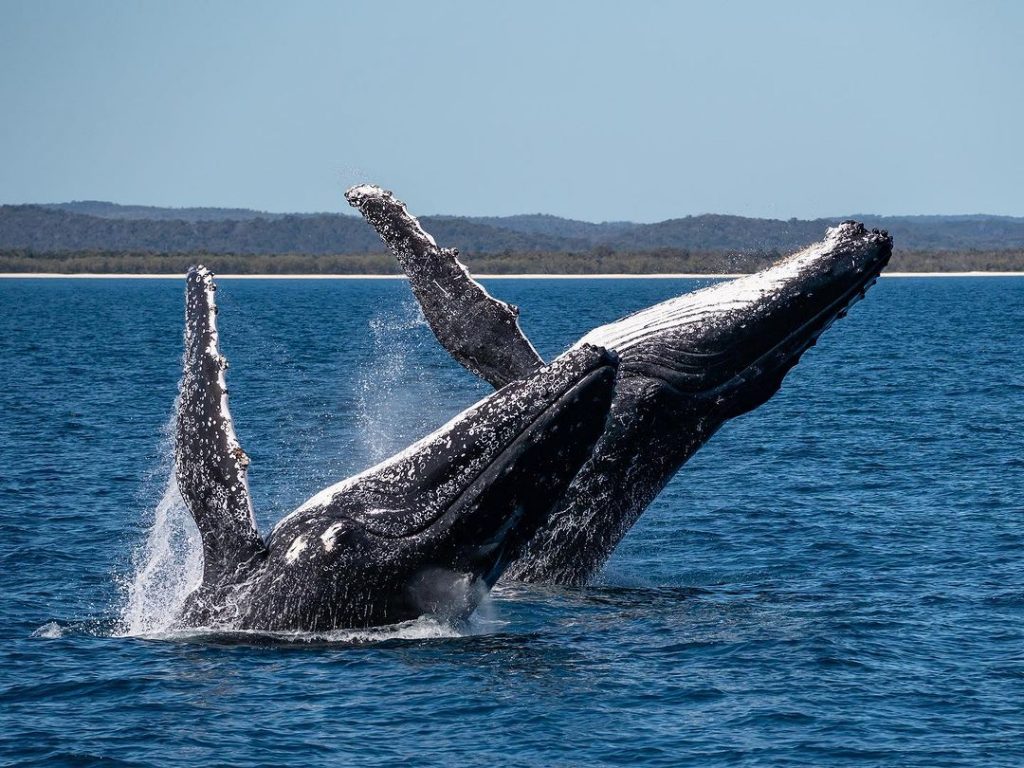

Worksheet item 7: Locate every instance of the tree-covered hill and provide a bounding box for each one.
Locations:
[0,206,588,254]
[3,202,1024,258]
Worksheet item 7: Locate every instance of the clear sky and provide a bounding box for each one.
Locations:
[1,1,1021,221]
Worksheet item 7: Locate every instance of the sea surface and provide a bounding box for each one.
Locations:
[1,276,1022,767]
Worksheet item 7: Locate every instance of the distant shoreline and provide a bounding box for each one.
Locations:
[3,271,1024,279]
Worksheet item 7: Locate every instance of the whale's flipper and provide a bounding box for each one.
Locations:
[346,185,544,389]
[176,266,267,587]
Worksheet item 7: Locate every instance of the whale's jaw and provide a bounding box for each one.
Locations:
[580,221,892,417]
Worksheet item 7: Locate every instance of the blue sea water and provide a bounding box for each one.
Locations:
[0,276,1021,767]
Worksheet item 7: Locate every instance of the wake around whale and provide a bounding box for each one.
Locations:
[175,266,618,631]
[346,185,893,586]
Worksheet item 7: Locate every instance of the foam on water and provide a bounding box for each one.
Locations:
[31,621,65,639]
[137,614,475,645]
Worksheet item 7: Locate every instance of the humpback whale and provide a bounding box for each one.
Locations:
[175,267,618,631]
[346,185,893,585]
[169,186,890,632]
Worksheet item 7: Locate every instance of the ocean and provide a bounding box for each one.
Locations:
[1,276,1021,766]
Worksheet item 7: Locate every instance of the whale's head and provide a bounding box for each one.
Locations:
[581,221,892,423]
[260,344,618,630]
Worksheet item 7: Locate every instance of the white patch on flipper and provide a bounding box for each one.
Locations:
[320,523,345,552]
[285,535,308,563]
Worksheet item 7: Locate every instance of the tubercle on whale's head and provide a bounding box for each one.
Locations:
[581,222,892,419]
[264,344,619,627]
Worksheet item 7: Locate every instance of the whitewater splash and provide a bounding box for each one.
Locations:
[118,467,204,637]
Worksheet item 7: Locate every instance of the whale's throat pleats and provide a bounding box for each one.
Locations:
[176,267,268,588]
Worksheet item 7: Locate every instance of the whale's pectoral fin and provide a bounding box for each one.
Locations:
[346,184,544,389]
[176,266,267,587]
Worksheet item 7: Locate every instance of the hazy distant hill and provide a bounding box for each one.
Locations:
[3,202,1024,254]
[467,213,640,242]
[42,201,299,222]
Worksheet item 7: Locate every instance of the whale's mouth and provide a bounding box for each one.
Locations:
[654,248,886,396]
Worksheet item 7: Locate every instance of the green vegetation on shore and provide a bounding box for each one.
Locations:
[2,247,1023,274]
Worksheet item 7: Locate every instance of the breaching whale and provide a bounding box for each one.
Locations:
[345,185,893,585]
[175,266,618,631]
[170,186,891,631]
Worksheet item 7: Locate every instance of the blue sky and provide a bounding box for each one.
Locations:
[0,1,1020,221]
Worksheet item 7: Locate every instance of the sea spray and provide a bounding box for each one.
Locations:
[118,413,203,636]
[354,300,432,464]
